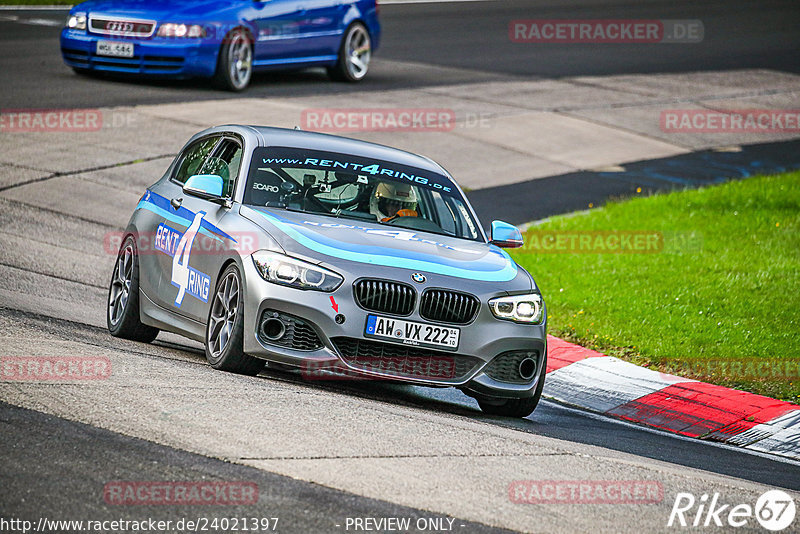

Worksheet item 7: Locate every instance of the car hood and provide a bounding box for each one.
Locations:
[239,206,529,285]
[74,0,228,20]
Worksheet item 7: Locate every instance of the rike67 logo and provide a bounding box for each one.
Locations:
[668,490,796,531]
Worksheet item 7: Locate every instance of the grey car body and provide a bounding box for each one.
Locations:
[107,125,548,417]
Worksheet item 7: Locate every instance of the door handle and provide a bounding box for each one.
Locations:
[170,197,183,210]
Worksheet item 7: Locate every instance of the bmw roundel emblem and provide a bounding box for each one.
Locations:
[411,273,426,284]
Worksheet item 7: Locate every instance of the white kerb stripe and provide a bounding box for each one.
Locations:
[732,410,800,460]
[544,356,695,414]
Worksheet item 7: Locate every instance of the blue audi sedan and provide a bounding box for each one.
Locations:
[61,0,380,91]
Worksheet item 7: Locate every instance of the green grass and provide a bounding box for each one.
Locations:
[511,171,800,402]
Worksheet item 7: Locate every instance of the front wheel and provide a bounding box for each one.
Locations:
[213,28,253,91]
[205,264,264,376]
[477,352,547,418]
[328,22,371,82]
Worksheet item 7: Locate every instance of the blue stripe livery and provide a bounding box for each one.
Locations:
[136,190,237,243]
[255,210,518,282]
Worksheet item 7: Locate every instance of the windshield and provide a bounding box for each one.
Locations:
[243,147,482,241]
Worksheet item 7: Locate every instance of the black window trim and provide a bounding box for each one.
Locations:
[169,134,223,187]
[205,134,245,200]
[169,132,245,201]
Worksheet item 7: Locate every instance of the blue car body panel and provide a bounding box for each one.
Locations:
[60,0,380,78]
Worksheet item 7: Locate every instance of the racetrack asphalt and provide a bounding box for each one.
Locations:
[469,139,800,225]
[1,0,799,108]
[2,1,800,532]
[2,306,799,533]
[0,399,511,533]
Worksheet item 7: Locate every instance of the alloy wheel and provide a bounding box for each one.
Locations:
[208,271,240,358]
[108,244,133,326]
[228,31,252,90]
[345,25,371,80]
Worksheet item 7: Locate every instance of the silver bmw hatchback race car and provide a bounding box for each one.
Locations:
[107,125,547,417]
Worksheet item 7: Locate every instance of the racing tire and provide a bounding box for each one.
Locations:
[204,264,264,376]
[328,22,371,82]
[213,28,253,92]
[107,236,160,343]
[477,352,547,418]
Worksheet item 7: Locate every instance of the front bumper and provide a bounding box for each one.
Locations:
[240,259,547,399]
[60,29,219,78]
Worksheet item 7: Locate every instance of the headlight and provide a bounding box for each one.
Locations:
[252,251,343,292]
[489,293,544,324]
[157,23,206,38]
[66,13,87,30]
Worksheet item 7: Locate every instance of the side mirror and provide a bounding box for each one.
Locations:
[489,220,523,248]
[184,174,227,205]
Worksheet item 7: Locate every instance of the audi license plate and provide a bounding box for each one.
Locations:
[365,315,460,351]
[96,40,134,58]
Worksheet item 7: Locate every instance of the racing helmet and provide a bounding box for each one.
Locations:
[370,182,418,220]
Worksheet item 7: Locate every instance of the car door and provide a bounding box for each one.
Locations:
[249,0,306,62]
[144,134,221,313]
[165,136,245,324]
[294,0,346,58]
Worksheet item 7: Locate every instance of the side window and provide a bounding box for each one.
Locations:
[200,139,243,198]
[173,137,219,184]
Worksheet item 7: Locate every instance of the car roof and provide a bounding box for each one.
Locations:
[184,124,487,242]
[202,124,452,179]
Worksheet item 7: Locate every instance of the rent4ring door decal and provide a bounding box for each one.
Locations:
[153,214,211,306]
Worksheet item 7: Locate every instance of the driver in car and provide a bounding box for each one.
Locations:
[370,182,418,221]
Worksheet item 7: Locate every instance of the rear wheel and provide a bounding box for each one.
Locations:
[107,236,159,342]
[205,264,264,376]
[477,352,547,418]
[328,22,371,82]
[213,28,253,91]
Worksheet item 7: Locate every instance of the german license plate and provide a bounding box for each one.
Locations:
[96,40,134,58]
[365,315,460,351]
